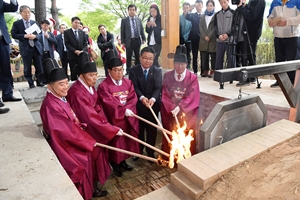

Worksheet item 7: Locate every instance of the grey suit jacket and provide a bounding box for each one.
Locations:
[120,16,146,48]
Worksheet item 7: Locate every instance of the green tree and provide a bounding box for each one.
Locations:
[82,0,161,23]
[5,13,17,36]
[34,0,47,24]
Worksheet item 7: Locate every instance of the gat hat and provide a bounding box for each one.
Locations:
[76,52,97,74]
[38,58,67,83]
[174,53,188,63]
[175,45,187,55]
[107,57,123,70]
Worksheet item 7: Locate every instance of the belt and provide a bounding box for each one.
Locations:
[44,51,49,54]
[131,38,139,40]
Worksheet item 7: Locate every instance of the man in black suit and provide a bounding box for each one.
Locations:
[39,19,57,62]
[11,5,44,88]
[129,47,162,161]
[0,0,21,111]
[55,24,69,77]
[97,24,117,77]
[64,16,88,81]
[186,0,203,75]
[121,4,146,75]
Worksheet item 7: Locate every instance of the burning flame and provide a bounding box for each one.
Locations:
[168,120,194,168]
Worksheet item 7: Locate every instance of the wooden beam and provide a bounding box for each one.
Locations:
[161,0,179,70]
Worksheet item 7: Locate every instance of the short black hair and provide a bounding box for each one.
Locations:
[128,4,137,11]
[195,0,203,4]
[71,16,81,22]
[98,24,106,29]
[206,0,215,7]
[183,2,190,7]
[141,46,156,57]
[59,23,67,29]
[19,5,30,13]
[41,19,50,25]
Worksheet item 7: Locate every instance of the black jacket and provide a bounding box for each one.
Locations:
[145,16,162,46]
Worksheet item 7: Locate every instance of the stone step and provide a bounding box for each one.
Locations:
[135,183,191,200]
[170,172,203,200]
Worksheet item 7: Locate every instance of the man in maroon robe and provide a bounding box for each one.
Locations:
[97,57,140,171]
[67,52,124,179]
[39,58,107,199]
[161,51,200,155]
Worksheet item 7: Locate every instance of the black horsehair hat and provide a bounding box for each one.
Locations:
[39,58,67,83]
[77,52,97,74]
[174,45,187,63]
[107,57,123,70]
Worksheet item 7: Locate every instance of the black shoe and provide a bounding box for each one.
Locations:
[236,82,250,87]
[0,101,4,107]
[0,107,10,114]
[93,188,108,197]
[113,167,123,177]
[229,81,233,84]
[270,82,279,88]
[120,160,133,171]
[2,96,22,102]
[37,83,45,87]
[29,84,35,89]
[132,156,139,161]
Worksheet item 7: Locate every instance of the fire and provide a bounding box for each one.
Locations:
[168,120,194,168]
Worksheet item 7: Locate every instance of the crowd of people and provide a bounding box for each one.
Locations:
[1,0,300,199]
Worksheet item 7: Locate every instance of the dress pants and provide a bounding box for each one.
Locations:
[0,38,13,99]
[200,51,216,71]
[274,37,298,84]
[191,38,200,73]
[126,38,141,74]
[22,46,43,86]
[61,51,68,77]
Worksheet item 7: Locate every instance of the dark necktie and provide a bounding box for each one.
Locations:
[26,21,34,47]
[177,74,181,81]
[74,30,79,42]
[144,69,148,81]
[116,80,120,85]
[131,17,138,38]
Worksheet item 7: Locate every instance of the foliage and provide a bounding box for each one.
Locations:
[256,19,275,64]
[5,13,17,36]
[82,0,161,23]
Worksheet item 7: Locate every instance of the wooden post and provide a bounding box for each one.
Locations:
[161,0,179,70]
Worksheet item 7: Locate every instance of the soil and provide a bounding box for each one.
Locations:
[199,135,300,200]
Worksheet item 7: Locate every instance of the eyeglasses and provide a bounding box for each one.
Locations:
[141,57,154,61]
[111,68,124,73]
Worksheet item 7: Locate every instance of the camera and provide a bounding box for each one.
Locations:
[231,0,240,5]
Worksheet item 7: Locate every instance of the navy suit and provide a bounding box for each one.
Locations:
[64,28,87,81]
[38,30,57,61]
[0,0,18,100]
[129,64,162,157]
[55,33,68,76]
[186,12,201,74]
[11,19,43,87]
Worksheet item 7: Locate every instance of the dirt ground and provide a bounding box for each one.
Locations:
[199,135,300,200]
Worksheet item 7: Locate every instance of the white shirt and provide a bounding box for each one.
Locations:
[174,69,187,82]
[78,77,94,95]
[47,89,67,102]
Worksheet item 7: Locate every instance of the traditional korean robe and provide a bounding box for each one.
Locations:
[67,80,120,184]
[97,76,140,162]
[40,92,95,200]
[161,70,200,155]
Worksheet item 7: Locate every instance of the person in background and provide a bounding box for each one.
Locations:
[0,0,21,113]
[116,35,127,75]
[199,0,216,78]
[180,2,192,70]
[83,26,95,61]
[48,18,59,36]
[185,0,203,74]
[129,47,162,161]
[121,4,146,75]
[214,0,234,71]
[39,19,57,62]
[146,4,162,67]
[11,5,44,88]
[55,24,69,77]
[64,16,88,81]
[97,24,117,77]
